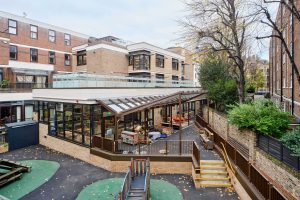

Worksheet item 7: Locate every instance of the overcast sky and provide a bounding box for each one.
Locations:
[2,0,273,60]
[2,0,186,48]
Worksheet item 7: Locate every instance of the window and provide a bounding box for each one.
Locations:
[156,74,164,83]
[64,34,71,46]
[172,76,179,80]
[30,25,38,39]
[9,45,17,60]
[0,69,3,82]
[8,19,17,35]
[65,54,71,66]
[30,48,38,62]
[290,74,293,88]
[181,62,185,75]
[132,54,150,70]
[172,59,179,70]
[77,50,87,66]
[156,54,164,68]
[283,53,286,64]
[48,30,56,43]
[49,51,55,64]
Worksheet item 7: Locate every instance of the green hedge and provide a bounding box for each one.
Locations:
[228,100,292,138]
[281,127,300,156]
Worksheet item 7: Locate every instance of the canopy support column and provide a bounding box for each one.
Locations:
[178,93,182,155]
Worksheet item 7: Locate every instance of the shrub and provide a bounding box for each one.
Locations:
[281,127,300,156]
[228,100,292,138]
[264,93,271,99]
[246,85,255,93]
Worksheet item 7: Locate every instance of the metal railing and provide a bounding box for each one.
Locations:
[117,140,194,156]
[220,142,235,175]
[53,73,195,88]
[0,83,48,92]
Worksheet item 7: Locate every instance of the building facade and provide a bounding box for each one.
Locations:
[72,38,195,82]
[245,55,269,92]
[0,11,89,88]
[269,3,300,118]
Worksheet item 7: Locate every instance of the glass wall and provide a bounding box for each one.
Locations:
[37,101,104,147]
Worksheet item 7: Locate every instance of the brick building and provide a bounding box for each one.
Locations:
[0,11,89,88]
[269,3,300,118]
[0,11,196,130]
[72,37,194,82]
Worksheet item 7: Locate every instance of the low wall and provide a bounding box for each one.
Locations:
[202,107,300,199]
[39,124,192,174]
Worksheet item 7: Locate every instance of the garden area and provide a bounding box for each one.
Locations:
[198,53,300,171]
[227,100,300,171]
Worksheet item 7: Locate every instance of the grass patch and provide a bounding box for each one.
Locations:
[0,160,60,200]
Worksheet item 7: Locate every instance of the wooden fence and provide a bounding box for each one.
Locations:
[92,135,118,153]
[196,114,290,200]
[257,134,300,172]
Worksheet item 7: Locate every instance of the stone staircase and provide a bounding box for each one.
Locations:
[194,160,231,187]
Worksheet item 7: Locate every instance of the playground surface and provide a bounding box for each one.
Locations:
[0,126,239,200]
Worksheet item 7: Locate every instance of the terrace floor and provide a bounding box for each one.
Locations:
[0,125,238,200]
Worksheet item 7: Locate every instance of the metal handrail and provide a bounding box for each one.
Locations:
[220,142,235,175]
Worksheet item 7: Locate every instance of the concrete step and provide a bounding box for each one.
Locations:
[200,182,232,187]
[200,166,226,170]
[200,160,225,165]
[200,173,228,178]
[195,177,230,181]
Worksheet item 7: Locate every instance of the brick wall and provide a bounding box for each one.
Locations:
[39,123,192,174]
[203,106,300,199]
[0,16,88,72]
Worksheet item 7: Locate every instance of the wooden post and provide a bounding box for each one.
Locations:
[179,93,182,155]
[248,162,251,180]
[268,183,273,200]
[138,142,141,155]
[188,102,190,126]
[114,116,119,141]
[165,140,168,155]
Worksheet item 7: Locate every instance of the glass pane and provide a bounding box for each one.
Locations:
[65,109,73,140]
[25,105,33,120]
[93,106,101,136]
[9,20,16,27]
[56,112,64,137]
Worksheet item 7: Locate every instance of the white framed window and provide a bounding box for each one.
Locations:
[64,54,71,66]
[290,74,293,88]
[48,30,56,43]
[283,77,286,88]
[64,34,71,46]
[8,19,17,35]
[30,25,38,39]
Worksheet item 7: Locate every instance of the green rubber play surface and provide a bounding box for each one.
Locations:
[0,160,60,200]
[76,178,183,200]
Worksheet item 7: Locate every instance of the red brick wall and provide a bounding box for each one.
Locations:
[0,16,88,72]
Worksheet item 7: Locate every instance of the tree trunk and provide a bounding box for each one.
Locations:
[238,64,245,103]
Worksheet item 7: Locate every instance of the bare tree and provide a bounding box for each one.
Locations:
[255,1,300,84]
[180,0,261,103]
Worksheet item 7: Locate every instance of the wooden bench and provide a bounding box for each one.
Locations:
[199,128,214,150]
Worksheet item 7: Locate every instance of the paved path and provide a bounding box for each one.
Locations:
[163,124,221,160]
